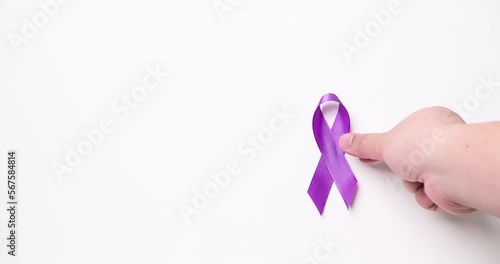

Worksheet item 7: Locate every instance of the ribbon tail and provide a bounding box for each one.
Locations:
[308,156,334,215]
[330,151,358,208]
[333,169,357,209]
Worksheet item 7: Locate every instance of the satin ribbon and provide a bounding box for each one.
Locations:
[308,93,357,214]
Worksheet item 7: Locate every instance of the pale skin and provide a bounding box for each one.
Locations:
[338,106,500,217]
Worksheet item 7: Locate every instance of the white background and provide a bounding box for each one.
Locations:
[1,0,500,263]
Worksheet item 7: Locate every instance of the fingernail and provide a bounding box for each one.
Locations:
[339,134,354,149]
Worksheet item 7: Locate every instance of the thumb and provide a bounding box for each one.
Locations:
[339,133,386,161]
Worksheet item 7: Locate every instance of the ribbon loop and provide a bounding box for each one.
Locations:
[308,93,357,215]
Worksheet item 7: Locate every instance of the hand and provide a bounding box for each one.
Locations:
[339,107,477,215]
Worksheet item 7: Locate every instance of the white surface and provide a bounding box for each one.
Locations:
[1,0,500,263]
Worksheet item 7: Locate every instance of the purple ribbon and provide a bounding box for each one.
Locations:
[308,93,357,214]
